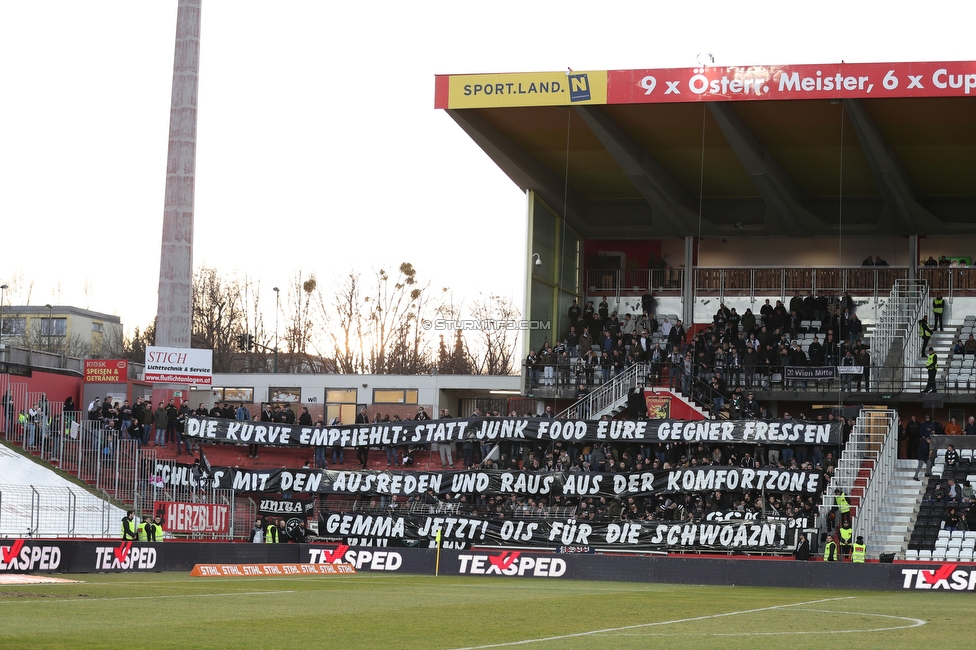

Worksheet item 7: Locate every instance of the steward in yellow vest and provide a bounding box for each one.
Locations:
[933,295,945,331]
[152,515,165,542]
[852,536,866,563]
[265,520,279,543]
[136,520,148,542]
[823,538,838,561]
[121,510,137,540]
[839,524,854,559]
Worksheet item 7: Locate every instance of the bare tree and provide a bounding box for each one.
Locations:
[316,263,439,375]
[317,271,366,374]
[437,329,474,374]
[467,294,521,375]
[191,266,245,373]
[277,270,324,373]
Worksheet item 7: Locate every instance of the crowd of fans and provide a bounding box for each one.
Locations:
[525,293,872,415]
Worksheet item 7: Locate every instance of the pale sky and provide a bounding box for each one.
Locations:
[2,0,973,334]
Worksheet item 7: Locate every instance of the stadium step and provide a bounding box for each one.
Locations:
[864,466,926,560]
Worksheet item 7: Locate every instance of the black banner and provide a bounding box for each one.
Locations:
[258,498,315,517]
[316,510,789,552]
[185,416,841,448]
[200,466,821,497]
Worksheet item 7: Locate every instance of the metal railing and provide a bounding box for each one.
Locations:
[585,268,682,294]
[870,279,927,387]
[819,409,897,545]
[558,362,652,419]
[586,265,976,300]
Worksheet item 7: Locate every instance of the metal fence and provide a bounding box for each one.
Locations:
[0,484,122,538]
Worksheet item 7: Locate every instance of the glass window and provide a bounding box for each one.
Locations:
[92,322,103,333]
[1,317,25,336]
[372,389,419,405]
[223,388,254,402]
[40,318,67,337]
[326,404,357,426]
[326,389,357,404]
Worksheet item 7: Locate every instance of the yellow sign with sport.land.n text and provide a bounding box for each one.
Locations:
[442,71,608,109]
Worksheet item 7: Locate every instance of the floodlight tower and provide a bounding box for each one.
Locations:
[155,0,201,350]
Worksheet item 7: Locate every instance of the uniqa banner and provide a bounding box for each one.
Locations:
[316,510,788,552]
[184,416,842,448]
[149,461,822,497]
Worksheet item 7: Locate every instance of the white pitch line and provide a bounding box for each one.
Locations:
[613,607,926,637]
[450,596,855,650]
[0,590,293,604]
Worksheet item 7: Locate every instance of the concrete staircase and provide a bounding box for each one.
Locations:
[865,458,926,559]
[906,327,957,392]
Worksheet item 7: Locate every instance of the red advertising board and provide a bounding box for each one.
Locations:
[608,61,976,104]
[154,501,230,534]
[83,359,129,383]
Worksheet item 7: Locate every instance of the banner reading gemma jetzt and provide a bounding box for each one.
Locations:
[317,510,788,552]
[185,416,841,448]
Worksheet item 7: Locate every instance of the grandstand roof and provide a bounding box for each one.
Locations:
[435,62,976,239]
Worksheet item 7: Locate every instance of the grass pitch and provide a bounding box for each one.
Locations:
[0,573,969,649]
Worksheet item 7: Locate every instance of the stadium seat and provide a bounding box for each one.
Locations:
[961,550,975,562]
[936,538,949,549]
[946,550,961,561]
[919,550,932,560]
[906,550,919,561]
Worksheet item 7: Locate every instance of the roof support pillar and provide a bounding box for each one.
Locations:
[683,236,695,326]
[908,235,918,282]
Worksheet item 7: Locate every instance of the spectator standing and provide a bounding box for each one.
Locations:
[154,402,167,447]
[914,430,932,480]
[794,533,811,560]
[355,407,370,469]
[919,316,933,355]
[250,518,263,543]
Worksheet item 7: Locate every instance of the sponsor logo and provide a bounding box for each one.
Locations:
[458,552,566,577]
[94,543,157,570]
[307,545,402,571]
[568,73,591,102]
[0,540,62,572]
[901,564,976,590]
